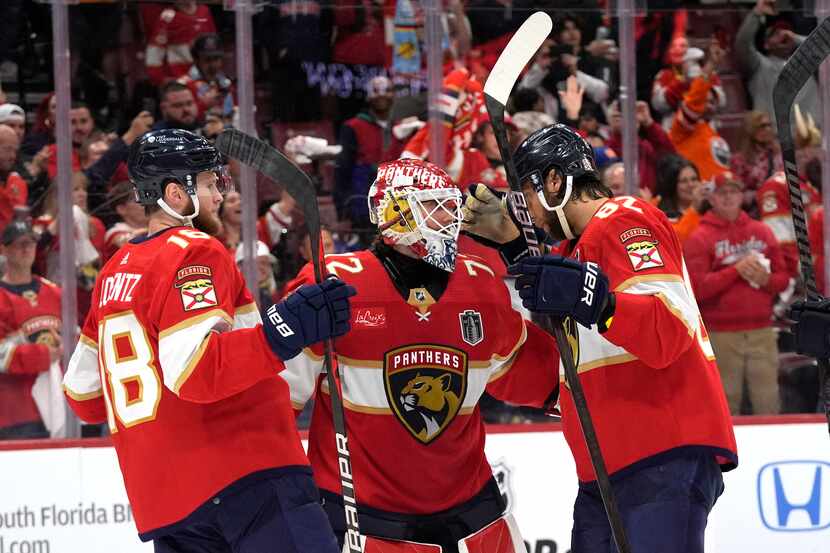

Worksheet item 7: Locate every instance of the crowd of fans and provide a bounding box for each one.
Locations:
[0,0,826,439]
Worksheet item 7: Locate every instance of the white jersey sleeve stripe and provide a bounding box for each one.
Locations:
[63,337,103,399]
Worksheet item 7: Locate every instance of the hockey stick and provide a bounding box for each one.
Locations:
[483,12,632,553]
[216,129,363,552]
[773,16,830,431]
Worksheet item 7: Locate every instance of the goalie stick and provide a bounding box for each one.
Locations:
[772,16,830,431]
[216,129,363,552]
[483,12,632,553]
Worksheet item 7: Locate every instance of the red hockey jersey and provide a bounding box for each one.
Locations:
[756,171,821,278]
[281,250,558,514]
[63,227,309,536]
[0,277,61,429]
[554,196,737,482]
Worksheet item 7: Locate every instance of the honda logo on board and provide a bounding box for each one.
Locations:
[757,461,830,532]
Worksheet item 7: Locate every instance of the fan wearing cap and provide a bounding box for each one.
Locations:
[178,33,234,118]
[651,36,726,130]
[0,104,26,143]
[685,171,789,416]
[335,75,407,229]
[0,218,63,440]
[280,157,559,553]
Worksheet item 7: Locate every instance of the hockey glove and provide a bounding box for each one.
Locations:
[461,184,520,245]
[262,277,357,360]
[508,255,613,329]
[789,298,830,358]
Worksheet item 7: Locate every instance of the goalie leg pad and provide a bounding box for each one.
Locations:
[457,513,525,553]
[358,536,442,553]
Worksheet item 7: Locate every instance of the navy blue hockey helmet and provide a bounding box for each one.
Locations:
[127,129,226,206]
[513,123,599,193]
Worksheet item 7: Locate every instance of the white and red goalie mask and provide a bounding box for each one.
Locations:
[368,158,463,272]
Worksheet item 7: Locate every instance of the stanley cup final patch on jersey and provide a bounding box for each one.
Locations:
[175,266,217,312]
[384,345,468,445]
[625,240,664,271]
[459,310,484,346]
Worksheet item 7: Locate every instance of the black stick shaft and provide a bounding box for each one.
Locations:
[773,17,830,432]
[485,95,632,553]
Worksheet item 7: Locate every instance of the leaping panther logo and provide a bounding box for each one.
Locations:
[399,373,461,441]
[385,345,468,444]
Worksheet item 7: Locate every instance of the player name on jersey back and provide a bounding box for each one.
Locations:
[97,273,143,308]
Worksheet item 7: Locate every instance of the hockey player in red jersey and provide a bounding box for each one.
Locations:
[280,158,559,553]
[63,129,354,552]
[463,124,737,553]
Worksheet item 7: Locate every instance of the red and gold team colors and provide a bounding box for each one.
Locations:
[554,195,738,481]
[282,250,559,514]
[63,227,309,537]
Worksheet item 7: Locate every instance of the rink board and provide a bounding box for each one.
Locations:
[0,417,827,552]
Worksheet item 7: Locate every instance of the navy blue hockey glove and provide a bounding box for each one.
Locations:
[789,298,830,358]
[508,255,612,329]
[263,277,356,360]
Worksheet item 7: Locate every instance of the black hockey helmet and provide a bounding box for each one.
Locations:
[128,129,225,206]
[513,123,599,193]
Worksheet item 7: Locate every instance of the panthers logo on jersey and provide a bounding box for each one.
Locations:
[384,344,468,444]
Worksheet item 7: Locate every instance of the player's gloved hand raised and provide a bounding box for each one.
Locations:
[789,298,830,358]
[262,277,357,360]
[508,255,613,329]
[461,184,520,245]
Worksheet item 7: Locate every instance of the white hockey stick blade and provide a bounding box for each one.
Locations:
[483,11,552,106]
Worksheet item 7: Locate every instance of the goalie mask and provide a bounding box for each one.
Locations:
[368,159,463,272]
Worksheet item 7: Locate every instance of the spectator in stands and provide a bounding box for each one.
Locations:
[684,172,788,415]
[32,173,104,323]
[0,124,26,230]
[652,37,725,130]
[257,192,296,253]
[78,134,109,171]
[218,190,242,251]
[0,218,62,440]
[235,240,278,309]
[736,0,820,128]
[730,111,783,207]
[471,119,509,191]
[154,82,199,131]
[335,76,406,229]
[602,162,626,197]
[102,181,148,262]
[143,0,216,86]
[40,101,96,181]
[21,93,55,158]
[605,99,675,193]
[84,110,153,215]
[520,15,609,123]
[756,171,821,280]
[669,43,731,182]
[179,33,234,118]
[0,103,25,143]
[652,154,706,244]
[510,110,555,145]
[258,0,332,123]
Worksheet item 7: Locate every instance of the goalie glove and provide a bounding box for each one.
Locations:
[461,183,520,244]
